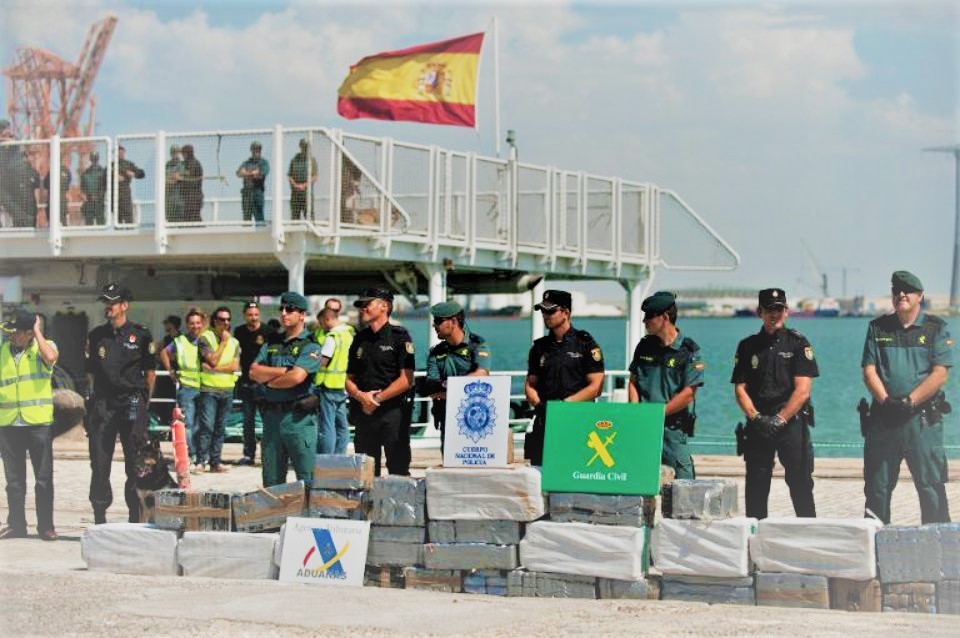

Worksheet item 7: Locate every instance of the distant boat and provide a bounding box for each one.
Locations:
[794,297,841,318]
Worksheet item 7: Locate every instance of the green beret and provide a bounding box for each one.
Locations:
[430,301,463,318]
[280,291,309,311]
[891,270,923,292]
[641,291,676,314]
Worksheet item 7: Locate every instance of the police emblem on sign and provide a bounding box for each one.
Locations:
[456,380,496,444]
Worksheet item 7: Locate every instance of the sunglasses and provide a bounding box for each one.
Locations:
[214,316,231,323]
[891,287,917,297]
[433,316,450,326]
[540,307,561,316]
[642,313,660,322]
[279,305,303,314]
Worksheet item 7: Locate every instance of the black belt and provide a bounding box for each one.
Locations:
[263,400,297,411]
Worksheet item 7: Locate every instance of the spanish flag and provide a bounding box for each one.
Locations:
[337,32,484,128]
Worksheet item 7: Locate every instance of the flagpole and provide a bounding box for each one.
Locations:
[493,15,501,157]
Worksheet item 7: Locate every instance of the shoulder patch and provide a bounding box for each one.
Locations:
[591,347,603,362]
[405,341,414,354]
[148,341,157,355]
[804,346,814,360]
[693,362,705,371]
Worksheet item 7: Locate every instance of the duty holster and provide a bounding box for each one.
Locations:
[295,394,319,412]
[665,410,696,438]
[735,422,747,456]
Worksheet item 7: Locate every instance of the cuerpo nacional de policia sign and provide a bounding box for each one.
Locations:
[541,402,664,495]
[443,376,511,468]
[278,517,370,586]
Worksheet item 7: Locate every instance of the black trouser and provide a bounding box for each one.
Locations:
[87,395,148,522]
[433,401,447,456]
[237,381,263,460]
[352,403,410,476]
[0,425,54,533]
[743,415,816,519]
[524,407,547,467]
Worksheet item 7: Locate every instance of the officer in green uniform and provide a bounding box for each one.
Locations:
[250,292,322,487]
[628,291,704,479]
[288,139,318,220]
[80,151,107,226]
[419,301,491,453]
[236,141,269,224]
[861,270,954,524]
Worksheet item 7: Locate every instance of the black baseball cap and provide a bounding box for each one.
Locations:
[98,282,131,303]
[243,300,260,310]
[354,288,394,307]
[534,289,572,311]
[758,288,787,309]
[2,308,35,332]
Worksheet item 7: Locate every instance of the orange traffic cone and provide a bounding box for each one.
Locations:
[170,405,191,489]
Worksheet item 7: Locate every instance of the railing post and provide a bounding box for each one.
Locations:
[49,136,62,256]
[272,123,285,251]
[155,130,167,254]
[530,278,545,342]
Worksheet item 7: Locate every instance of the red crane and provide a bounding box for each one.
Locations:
[3,14,118,140]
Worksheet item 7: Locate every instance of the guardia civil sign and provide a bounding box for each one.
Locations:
[541,401,664,496]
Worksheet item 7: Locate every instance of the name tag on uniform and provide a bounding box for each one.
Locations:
[566,352,582,359]
[379,345,394,352]
[778,352,793,359]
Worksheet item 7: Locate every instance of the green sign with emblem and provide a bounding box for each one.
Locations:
[541,401,665,496]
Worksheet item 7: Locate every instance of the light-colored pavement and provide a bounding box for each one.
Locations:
[1,427,958,636]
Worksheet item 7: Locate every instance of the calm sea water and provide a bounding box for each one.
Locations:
[400,315,960,459]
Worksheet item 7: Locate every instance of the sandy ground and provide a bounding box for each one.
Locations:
[1,427,959,636]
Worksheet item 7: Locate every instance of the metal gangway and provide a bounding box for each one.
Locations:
[0,124,738,348]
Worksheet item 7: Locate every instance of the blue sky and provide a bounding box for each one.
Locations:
[2,0,957,300]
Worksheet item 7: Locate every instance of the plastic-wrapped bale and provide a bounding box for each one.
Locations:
[507,569,597,599]
[312,454,374,490]
[366,540,424,567]
[403,567,462,593]
[274,524,285,567]
[663,479,738,520]
[178,531,279,579]
[882,583,937,613]
[365,565,405,588]
[875,525,940,584]
[750,518,882,580]
[370,476,425,527]
[81,523,179,576]
[423,543,518,570]
[938,580,960,615]
[232,481,306,532]
[520,521,647,581]
[756,572,829,609]
[830,578,882,612]
[652,517,757,578]
[938,524,960,580]
[598,575,661,600]
[463,569,510,596]
[425,467,545,521]
[308,490,370,520]
[427,520,522,545]
[661,575,755,605]
[548,493,656,527]
[154,490,232,532]
[371,525,425,543]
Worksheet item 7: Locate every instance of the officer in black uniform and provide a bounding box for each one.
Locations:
[85,282,156,523]
[731,288,818,520]
[524,289,605,466]
[346,288,415,476]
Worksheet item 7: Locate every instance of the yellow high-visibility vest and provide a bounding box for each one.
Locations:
[0,340,55,426]
[173,333,201,389]
[316,323,355,390]
[199,330,239,390]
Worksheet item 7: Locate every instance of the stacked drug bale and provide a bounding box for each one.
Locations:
[154,489,233,532]
[310,454,375,520]
[81,523,180,576]
[365,476,427,588]
[233,481,307,532]
[424,467,543,595]
[653,479,755,604]
[876,523,960,614]
[751,518,882,610]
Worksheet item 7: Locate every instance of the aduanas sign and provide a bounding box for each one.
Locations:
[278,517,370,586]
[443,376,511,467]
[541,402,664,495]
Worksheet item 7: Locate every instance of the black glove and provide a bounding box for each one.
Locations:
[883,396,914,419]
[749,414,786,440]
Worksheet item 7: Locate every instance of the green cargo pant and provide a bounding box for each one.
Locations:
[863,413,949,525]
[261,405,317,487]
[663,427,696,480]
